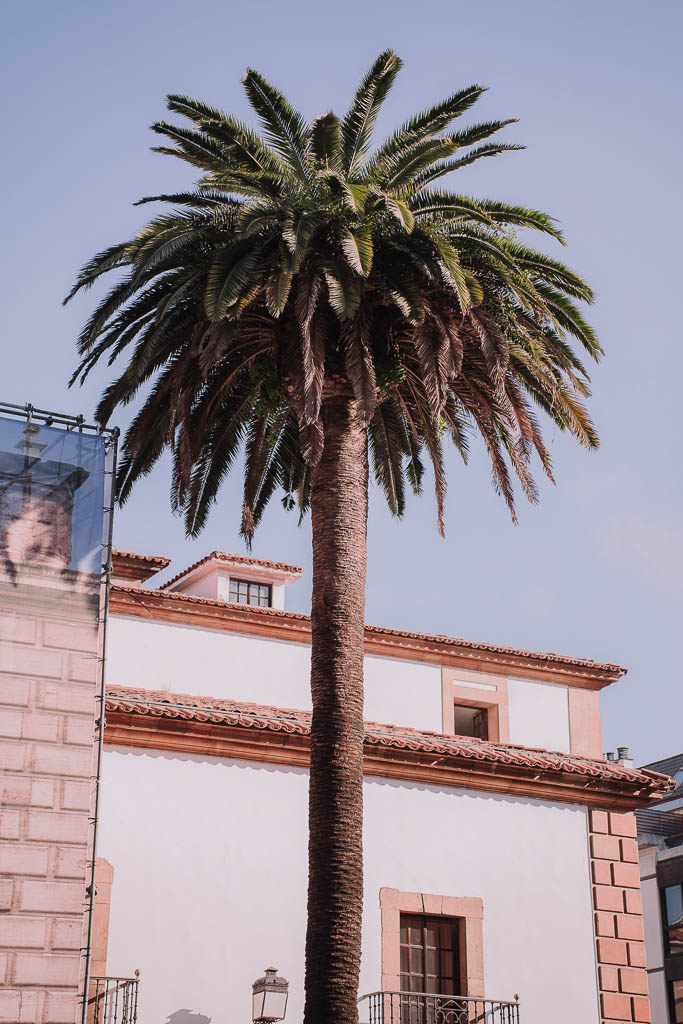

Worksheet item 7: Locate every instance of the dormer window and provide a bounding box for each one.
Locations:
[160,551,302,609]
[229,578,272,608]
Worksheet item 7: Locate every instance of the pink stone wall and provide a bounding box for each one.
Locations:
[589,809,651,1023]
[0,566,100,1024]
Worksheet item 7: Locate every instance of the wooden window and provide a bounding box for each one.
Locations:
[400,914,462,996]
[228,578,272,607]
[453,704,489,740]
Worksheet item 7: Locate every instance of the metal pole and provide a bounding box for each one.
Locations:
[80,427,119,1024]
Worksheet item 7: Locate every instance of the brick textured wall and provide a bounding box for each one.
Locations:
[0,572,99,1024]
[589,809,651,1024]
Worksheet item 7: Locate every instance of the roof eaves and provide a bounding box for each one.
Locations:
[105,685,671,796]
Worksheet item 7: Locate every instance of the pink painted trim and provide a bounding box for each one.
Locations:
[90,858,114,977]
[441,669,510,743]
[379,888,484,998]
[567,688,603,759]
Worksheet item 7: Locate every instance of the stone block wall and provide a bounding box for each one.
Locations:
[0,571,99,1024]
[589,809,651,1023]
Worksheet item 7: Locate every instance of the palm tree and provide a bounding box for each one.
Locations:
[67,50,600,1024]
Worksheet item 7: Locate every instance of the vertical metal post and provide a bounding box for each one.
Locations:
[80,428,119,1024]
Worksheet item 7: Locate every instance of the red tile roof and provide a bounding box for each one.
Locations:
[112,550,171,567]
[105,685,672,794]
[161,551,304,589]
[111,550,171,583]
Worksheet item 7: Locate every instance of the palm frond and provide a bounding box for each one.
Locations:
[341,49,402,177]
[242,69,311,185]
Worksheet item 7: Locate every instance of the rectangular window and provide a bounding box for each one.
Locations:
[453,704,489,740]
[663,884,683,957]
[228,578,272,607]
[400,914,461,995]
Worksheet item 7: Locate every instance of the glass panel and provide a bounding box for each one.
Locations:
[440,921,455,949]
[410,948,423,973]
[400,923,409,944]
[0,416,107,575]
[425,925,438,947]
[400,946,411,972]
[665,885,683,956]
[427,949,438,974]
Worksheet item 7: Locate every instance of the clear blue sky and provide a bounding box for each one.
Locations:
[2,0,681,763]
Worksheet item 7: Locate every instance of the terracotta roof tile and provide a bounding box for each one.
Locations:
[105,685,672,794]
[112,550,171,567]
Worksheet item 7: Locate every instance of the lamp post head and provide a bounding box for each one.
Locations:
[252,967,289,1023]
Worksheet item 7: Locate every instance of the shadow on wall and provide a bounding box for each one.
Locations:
[165,1012,211,1024]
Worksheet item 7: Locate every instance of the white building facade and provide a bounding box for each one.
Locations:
[92,550,671,1024]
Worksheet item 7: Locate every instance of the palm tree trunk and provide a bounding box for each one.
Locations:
[303,391,368,1024]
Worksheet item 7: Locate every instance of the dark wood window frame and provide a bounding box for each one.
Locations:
[228,577,272,608]
[399,913,462,996]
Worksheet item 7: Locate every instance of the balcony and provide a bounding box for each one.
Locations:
[88,974,140,1024]
[358,991,520,1024]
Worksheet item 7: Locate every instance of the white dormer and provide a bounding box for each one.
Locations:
[160,551,302,610]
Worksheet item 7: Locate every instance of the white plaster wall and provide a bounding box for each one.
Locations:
[507,677,570,752]
[107,616,443,731]
[99,747,599,1024]
[363,654,442,732]
[107,615,313,708]
[641,867,664,972]
[641,872,667,1023]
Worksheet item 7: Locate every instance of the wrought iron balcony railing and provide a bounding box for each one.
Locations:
[358,990,520,1024]
[88,974,140,1024]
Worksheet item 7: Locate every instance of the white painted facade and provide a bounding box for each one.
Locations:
[507,677,571,753]
[96,553,623,1024]
[99,747,599,1024]
[107,616,573,748]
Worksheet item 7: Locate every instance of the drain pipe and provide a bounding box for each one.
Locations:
[80,428,118,1024]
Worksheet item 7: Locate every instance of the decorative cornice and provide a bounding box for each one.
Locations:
[109,583,625,689]
[104,686,671,810]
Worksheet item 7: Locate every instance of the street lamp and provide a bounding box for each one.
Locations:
[252,967,289,1023]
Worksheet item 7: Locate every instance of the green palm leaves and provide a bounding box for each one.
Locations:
[68,49,600,540]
